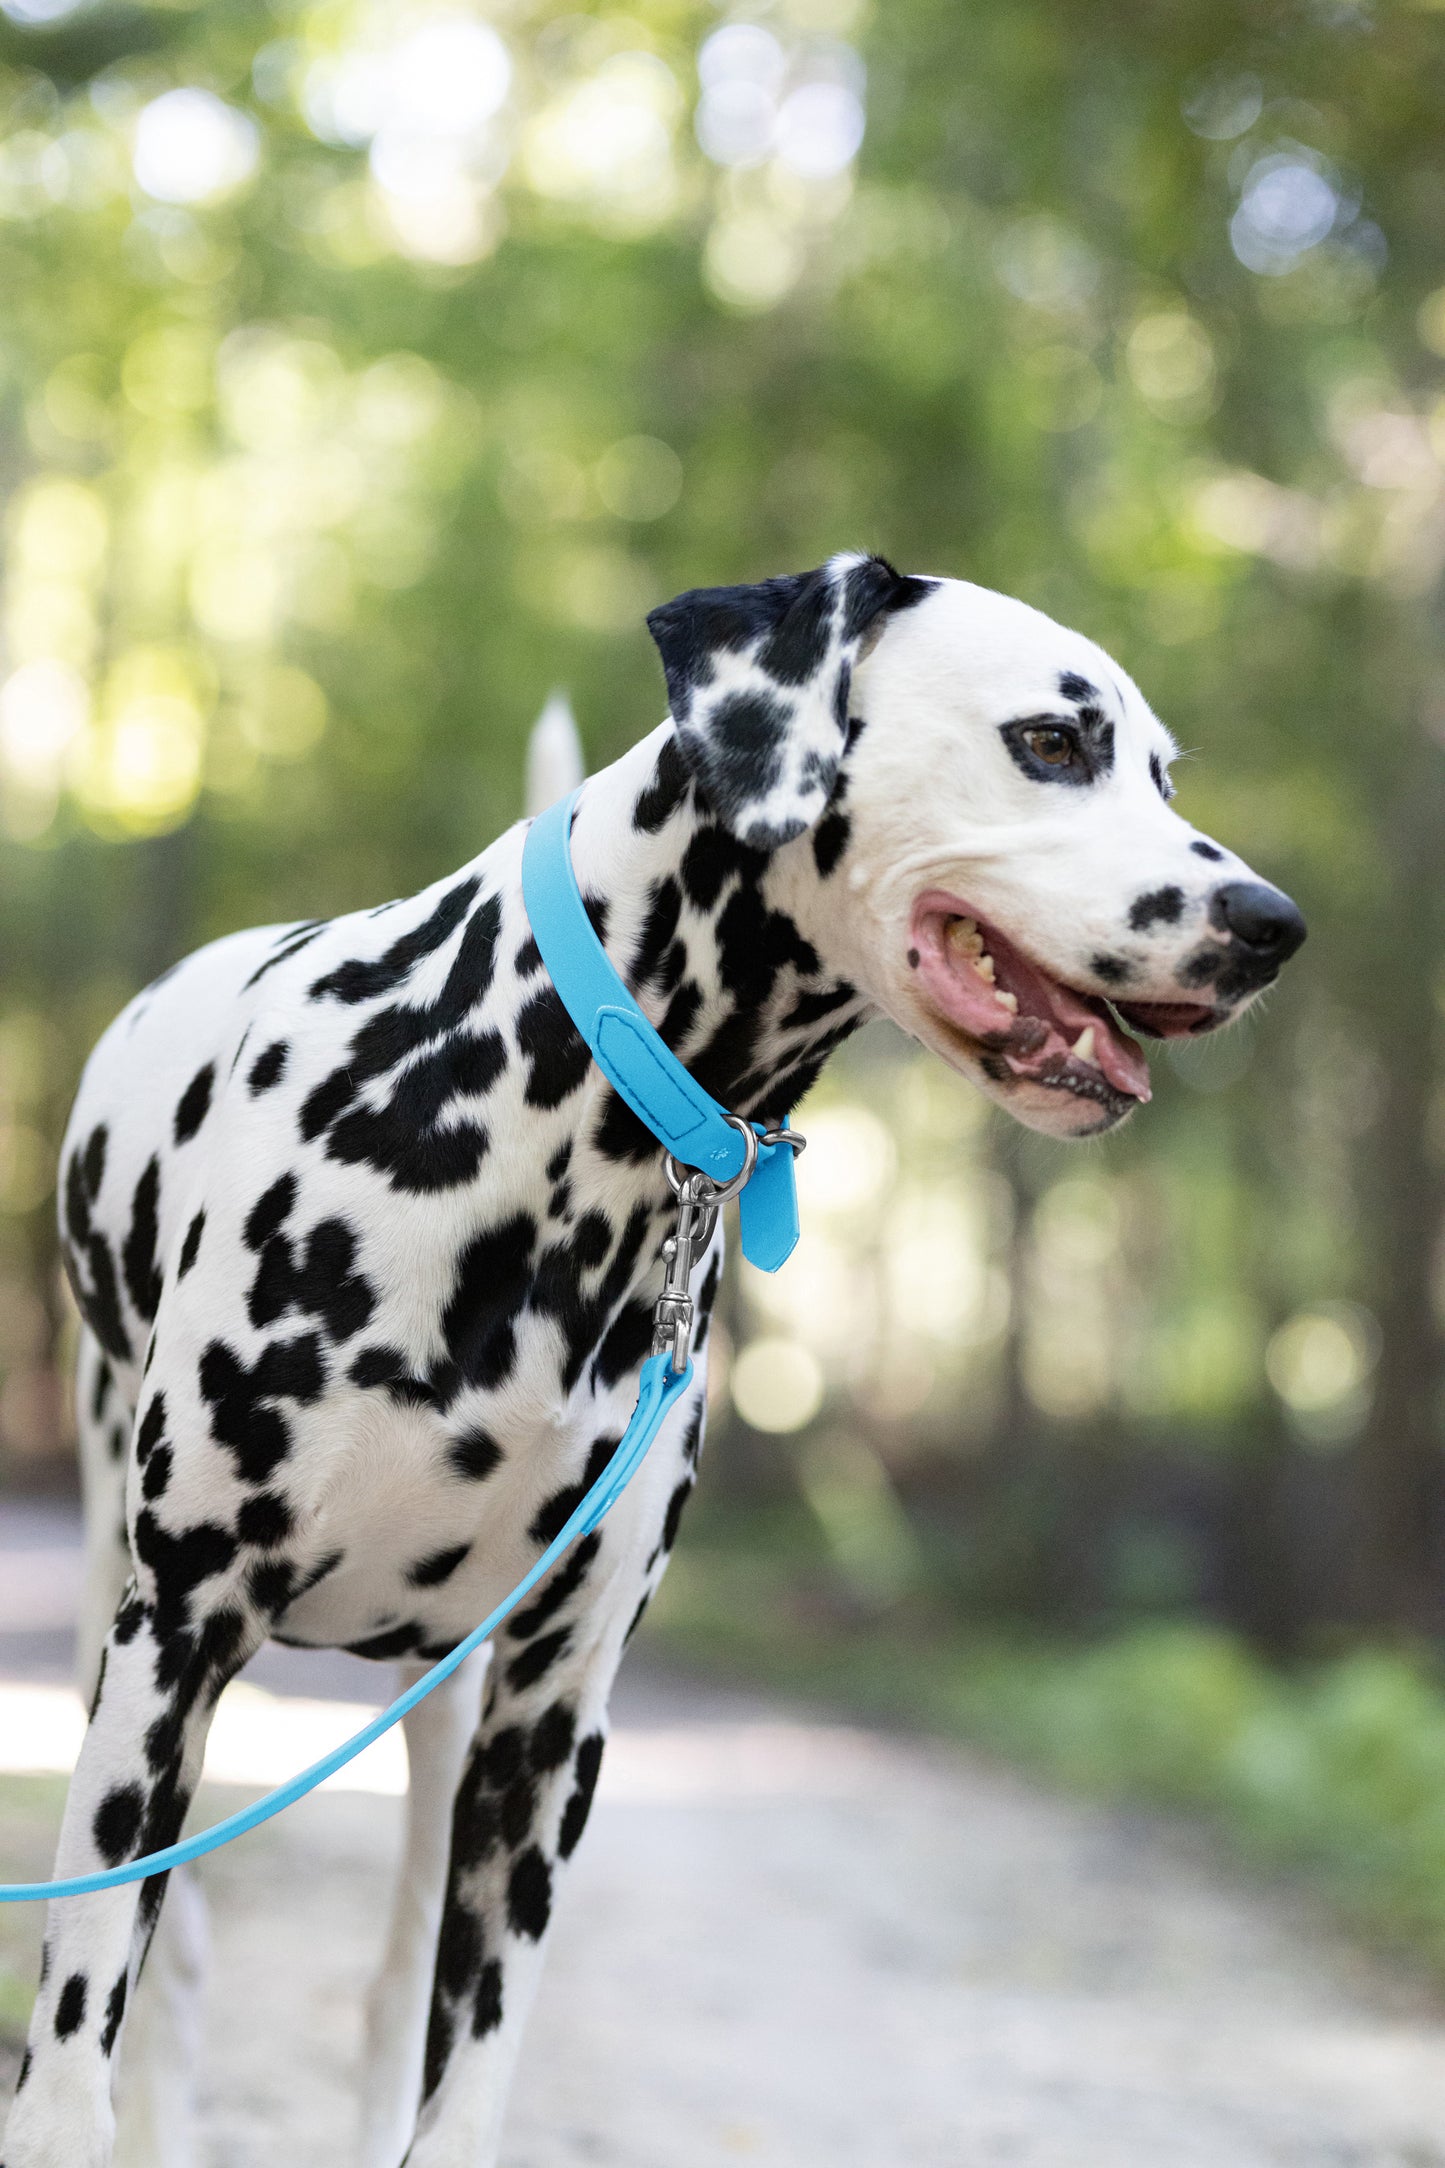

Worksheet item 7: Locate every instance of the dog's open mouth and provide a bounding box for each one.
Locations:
[909,892,1218,1110]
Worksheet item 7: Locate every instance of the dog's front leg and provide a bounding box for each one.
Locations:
[360,1650,490,2168]
[2,1589,261,2168]
[399,1618,624,2168]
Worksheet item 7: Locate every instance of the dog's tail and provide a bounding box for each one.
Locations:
[525,691,585,816]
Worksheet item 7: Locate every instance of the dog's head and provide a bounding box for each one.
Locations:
[649,552,1305,1138]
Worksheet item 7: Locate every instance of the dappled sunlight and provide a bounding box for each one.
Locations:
[0,0,1435,1659]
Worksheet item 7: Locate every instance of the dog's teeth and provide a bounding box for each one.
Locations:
[1072,1026,1098,1066]
[995,990,1018,1013]
[976,953,996,982]
[948,918,984,957]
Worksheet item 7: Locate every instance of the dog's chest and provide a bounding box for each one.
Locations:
[264,1349,663,1656]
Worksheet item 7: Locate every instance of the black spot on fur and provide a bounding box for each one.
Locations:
[630,878,683,988]
[82,1124,107,1195]
[657,977,702,1051]
[349,1344,442,1409]
[472,1958,504,2036]
[516,986,591,1110]
[447,1426,504,1481]
[514,933,542,978]
[500,1772,538,1847]
[572,1211,611,1269]
[692,1259,722,1357]
[680,824,762,912]
[173,1063,214,1144]
[141,1444,172,1501]
[309,874,481,1004]
[438,1212,538,1400]
[245,1175,296,1252]
[530,1704,577,1772]
[506,1534,599,1643]
[530,1439,617,1548]
[1149,752,1170,800]
[1129,886,1185,932]
[408,1544,470,1588]
[63,1127,131,1362]
[299,896,505,1192]
[122,1158,163,1322]
[248,1211,375,1344]
[559,1734,605,1857]
[1191,839,1224,862]
[248,1559,295,1611]
[248,1040,289,1094]
[592,1296,655,1391]
[178,1210,205,1279]
[99,1971,127,2056]
[812,809,851,876]
[198,1333,325,1483]
[1090,954,1131,985]
[54,1973,88,2039]
[634,736,691,831]
[545,1141,572,1184]
[324,1032,504,1194]
[1059,671,1098,704]
[346,1622,424,1661]
[242,922,326,990]
[436,1904,481,2001]
[134,1394,166,1465]
[506,1627,572,1692]
[660,1476,694,1556]
[93,1783,144,1865]
[422,2001,454,2102]
[506,1846,552,1939]
[298,1069,355,1141]
[783,983,854,1030]
[237,1490,293,1547]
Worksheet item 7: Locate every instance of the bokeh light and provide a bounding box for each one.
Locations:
[132,90,260,207]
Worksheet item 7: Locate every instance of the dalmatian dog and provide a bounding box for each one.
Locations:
[3,553,1304,2168]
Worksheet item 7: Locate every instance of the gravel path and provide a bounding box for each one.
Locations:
[6,1661,1445,2167]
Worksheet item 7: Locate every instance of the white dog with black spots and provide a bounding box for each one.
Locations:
[3,553,1304,2167]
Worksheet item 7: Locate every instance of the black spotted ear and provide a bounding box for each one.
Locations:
[646,551,936,848]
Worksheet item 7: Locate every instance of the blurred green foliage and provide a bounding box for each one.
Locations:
[0,0,1442,1637]
[649,1551,1445,1969]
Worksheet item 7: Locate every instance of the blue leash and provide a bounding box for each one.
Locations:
[1,784,801,1903]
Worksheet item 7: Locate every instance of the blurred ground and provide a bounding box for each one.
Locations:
[4,1508,1445,2166]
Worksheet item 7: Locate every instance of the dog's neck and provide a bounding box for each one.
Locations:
[560,723,871,1141]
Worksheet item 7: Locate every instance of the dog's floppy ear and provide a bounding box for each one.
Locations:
[646,551,936,848]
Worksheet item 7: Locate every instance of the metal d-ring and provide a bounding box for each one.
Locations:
[663,1110,759,1206]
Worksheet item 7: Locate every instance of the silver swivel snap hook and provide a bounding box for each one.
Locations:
[651,1116,806,1374]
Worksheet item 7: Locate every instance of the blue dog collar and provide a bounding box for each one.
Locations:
[522,788,800,1273]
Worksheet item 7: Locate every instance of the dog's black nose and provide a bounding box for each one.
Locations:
[1211,881,1307,962]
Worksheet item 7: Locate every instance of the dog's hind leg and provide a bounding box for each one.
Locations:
[68,1334,209,2168]
[3,1570,264,2168]
[359,1649,490,2168]
[75,1330,134,1701]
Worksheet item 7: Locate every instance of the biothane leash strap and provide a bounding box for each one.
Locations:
[2,785,800,1901]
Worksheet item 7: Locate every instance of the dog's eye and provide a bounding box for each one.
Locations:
[1000,716,1094,786]
[1023,726,1076,767]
